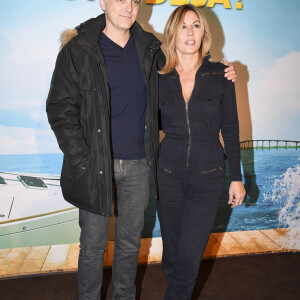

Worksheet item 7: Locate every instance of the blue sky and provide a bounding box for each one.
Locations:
[0,0,299,154]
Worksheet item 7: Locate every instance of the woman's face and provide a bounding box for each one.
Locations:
[175,10,204,57]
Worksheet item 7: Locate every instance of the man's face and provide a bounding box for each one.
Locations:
[100,0,140,33]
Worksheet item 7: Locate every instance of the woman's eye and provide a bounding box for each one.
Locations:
[193,24,200,28]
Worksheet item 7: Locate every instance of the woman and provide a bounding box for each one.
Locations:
[157,4,246,299]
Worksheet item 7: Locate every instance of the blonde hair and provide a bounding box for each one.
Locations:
[159,4,211,74]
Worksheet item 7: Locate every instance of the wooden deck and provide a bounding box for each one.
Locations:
[0,228,298,279]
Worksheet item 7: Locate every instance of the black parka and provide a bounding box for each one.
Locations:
[46,14,163,216]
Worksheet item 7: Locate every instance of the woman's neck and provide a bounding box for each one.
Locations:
[176,52,201,73]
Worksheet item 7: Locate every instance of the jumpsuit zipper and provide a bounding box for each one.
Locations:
[176,70,196,169]
[185,101,191,168]
[201,72,223,77]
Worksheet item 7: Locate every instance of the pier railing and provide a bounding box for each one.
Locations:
[240,140,299,150]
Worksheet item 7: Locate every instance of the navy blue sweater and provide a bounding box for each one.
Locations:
[99,32,147,159]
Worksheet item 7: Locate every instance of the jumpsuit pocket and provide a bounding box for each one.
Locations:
[197,164,226,191]
[198,93,221,107]
[207,95,221,105]
[193,92,222,116]
[159,97,175,109]
[200,166,224,174]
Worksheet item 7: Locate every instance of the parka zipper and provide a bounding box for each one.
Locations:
[141,43,160,184]
[95,62,112,217]
[85,41,113,216]
[185,102,191,168]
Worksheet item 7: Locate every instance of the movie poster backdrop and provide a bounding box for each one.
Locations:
[0,0,299,249]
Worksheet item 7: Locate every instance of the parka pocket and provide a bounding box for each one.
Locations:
[61,154,100,209]
[76,156,90,172]
[80,87,96,118]
[63,154,91,173]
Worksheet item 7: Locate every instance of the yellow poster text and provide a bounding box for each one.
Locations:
[145,0,243,10]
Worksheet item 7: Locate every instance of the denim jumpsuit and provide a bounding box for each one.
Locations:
[157,56,242,300]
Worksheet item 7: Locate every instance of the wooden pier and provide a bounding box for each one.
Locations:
[0,228,298,279]
[240,139,299,150]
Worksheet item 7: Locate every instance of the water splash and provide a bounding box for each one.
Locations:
[264,159,300,249]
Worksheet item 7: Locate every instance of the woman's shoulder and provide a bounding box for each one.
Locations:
[203,60,226,73]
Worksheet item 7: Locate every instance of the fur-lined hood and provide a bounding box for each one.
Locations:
[58,14,161,52]
[58,14,106,50]
[60,29,78,49]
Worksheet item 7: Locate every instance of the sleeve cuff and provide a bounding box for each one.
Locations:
[230,174,243,182]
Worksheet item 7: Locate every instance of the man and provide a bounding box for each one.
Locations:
[46,1,236,299]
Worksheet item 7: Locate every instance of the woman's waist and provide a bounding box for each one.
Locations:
[164,134,219,144]
[158,151,225,170]
[159,139,225,163]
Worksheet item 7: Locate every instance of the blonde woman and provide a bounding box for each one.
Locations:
[157,5,246,299]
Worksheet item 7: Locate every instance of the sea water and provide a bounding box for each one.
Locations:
[0,149,299,241]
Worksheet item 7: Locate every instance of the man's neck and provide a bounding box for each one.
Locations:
[102,26,130,48]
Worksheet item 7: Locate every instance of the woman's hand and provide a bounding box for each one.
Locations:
[228,181,246,208]
[222,60,237,82]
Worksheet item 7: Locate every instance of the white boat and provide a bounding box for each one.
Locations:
[0,171,114,249]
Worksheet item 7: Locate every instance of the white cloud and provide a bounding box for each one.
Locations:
[0,3,101,111]
[10,28,59,64]
[0,125,60,155]
[258,51,300,98]
[0,56,53,110]
[249,52,300,140]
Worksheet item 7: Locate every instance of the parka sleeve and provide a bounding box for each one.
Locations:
[46,45,89,167]
[221,79,242,182]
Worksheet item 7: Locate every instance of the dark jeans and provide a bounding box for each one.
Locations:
[78,159,149,300]
[157,161,225,300]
